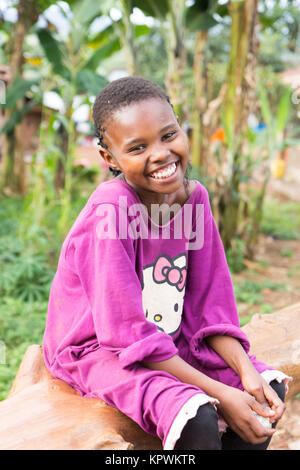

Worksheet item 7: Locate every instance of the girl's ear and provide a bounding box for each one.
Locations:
[98,148,120,173]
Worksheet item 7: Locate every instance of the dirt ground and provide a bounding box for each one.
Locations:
[268,397,300,450]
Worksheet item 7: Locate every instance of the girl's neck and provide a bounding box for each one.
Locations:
[116,173,195,219]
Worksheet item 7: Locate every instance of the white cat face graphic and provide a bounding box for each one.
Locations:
[141,254,187,336]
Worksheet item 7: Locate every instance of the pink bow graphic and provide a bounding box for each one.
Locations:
[153,255,187,292]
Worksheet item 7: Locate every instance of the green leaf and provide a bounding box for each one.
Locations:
[215,3,229,17]
[186,11,218,31]
[53,114,70,135]
[37,28,71,81]
[135,24,151,37]
[75,69,108,95]
[275,88,290,137]
[132,0,169,18]
[258,84,272,128]
[221,110,233,150]
[72,0,103,25]
[88,22,117,48]
[83,36,121,71]
[258,13,279,28]
[0,101,36,135]
[4,76,36,109]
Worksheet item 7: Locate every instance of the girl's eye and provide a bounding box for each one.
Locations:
[128,144,145,153]
[162,131,177,141]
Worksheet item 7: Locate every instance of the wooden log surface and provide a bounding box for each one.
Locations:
[1,344,162,450]
[0,302,299,450]
[242,302,300,399]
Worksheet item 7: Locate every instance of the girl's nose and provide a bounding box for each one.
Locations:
[149,144,171,162]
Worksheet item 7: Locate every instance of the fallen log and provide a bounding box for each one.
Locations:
[242,303,300,398]
[0,344,161,450]
[0,302,299,450]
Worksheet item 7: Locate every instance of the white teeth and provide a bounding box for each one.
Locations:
[151,163,176,179]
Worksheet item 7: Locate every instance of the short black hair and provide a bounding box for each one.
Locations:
[92,76,174,176]
[92,75,191,189]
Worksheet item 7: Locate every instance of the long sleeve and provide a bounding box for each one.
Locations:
[66,202,178,369]
[184,187,256,370]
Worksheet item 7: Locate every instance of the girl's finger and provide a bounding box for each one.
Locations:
[250,399,276,419]
[249,413,276,440]
[249,388,270,408]
[263,384,286,421]
[232,422,272,446]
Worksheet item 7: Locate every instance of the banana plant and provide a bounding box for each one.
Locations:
[131,0,186,119]
[244,84,294,257]
[257,84,291,164]
[185,0,222,171]
[34,0,111,236]
[0,76,38,135]
[132,0,223,130]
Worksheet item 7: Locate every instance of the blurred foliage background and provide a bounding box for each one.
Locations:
[0,0,300,400]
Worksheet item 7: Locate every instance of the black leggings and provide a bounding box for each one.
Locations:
[174,380,285,450]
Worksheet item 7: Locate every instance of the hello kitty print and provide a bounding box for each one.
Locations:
[141,253,187,336]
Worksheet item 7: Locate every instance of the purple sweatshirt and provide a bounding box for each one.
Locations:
[43,179,275,447]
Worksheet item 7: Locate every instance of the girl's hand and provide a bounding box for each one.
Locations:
[241,368,286,424]
[217,386,277,445]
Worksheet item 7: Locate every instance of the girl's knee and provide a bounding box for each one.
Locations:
[174,403,222,450]
[269,379,285,403]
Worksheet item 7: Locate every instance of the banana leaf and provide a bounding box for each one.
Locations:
[275,88,290,137]
[3,76,36,109]
[0,100,37,135]
[83,37,121,72]
[37,28,71,81]
[75,69,108,96]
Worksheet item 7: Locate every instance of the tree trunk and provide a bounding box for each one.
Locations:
[0,130,16,194]
[218,0,258,250]
[54,124,69,192]
[119,0,139,76]
[0,0,40,195]
[190,30,207,173]
[164,0,187,122]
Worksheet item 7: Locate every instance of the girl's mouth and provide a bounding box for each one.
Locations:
[148,161,179,182]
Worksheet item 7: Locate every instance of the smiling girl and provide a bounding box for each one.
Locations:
[43,76,291,450]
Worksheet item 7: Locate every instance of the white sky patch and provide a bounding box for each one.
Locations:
[130,7,155,26]
[90,16,112,35]
[37,2,71,38]
[0,0,17,22]
[72,101,90,122]
[43,91,65,113]
[109,7,122,22]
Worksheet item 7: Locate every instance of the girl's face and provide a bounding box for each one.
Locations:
[99,98,190,203]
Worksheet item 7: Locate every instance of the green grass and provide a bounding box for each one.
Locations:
[0,189,91,400]
[261,199,300,240]
[280,248,294,258]
[235,280,289,327]
[239,314,253,327]
[234,279,287,305]
[0,298,48,400]
[0,196,53,399]
[287,264,300,278]
[258,303,274,314]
